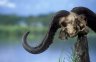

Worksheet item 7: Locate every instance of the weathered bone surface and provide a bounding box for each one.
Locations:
[59,12,89,40]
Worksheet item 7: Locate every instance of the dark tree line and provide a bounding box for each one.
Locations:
[0,13,54,26]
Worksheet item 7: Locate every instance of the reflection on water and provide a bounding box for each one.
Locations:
[0,35,96,62]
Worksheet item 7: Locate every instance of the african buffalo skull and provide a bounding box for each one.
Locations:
[22,7,96,54]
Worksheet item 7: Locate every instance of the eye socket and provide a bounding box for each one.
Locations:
[75,18,78,20]
[61,22,67,27]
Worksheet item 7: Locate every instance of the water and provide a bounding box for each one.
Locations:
[0,35,96,62]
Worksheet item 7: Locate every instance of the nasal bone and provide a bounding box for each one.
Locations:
[67,26,74,34]
[68,30,74,34]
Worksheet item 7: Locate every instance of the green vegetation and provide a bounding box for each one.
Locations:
[0,25,48,41]
[0,13,54,41]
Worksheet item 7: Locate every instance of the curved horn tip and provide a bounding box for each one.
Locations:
[24,31,30,37]
[25,31,30,35]
[22,31,30,44]
[22,31,46,54]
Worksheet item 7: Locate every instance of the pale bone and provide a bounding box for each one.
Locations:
[59,12,89,40]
